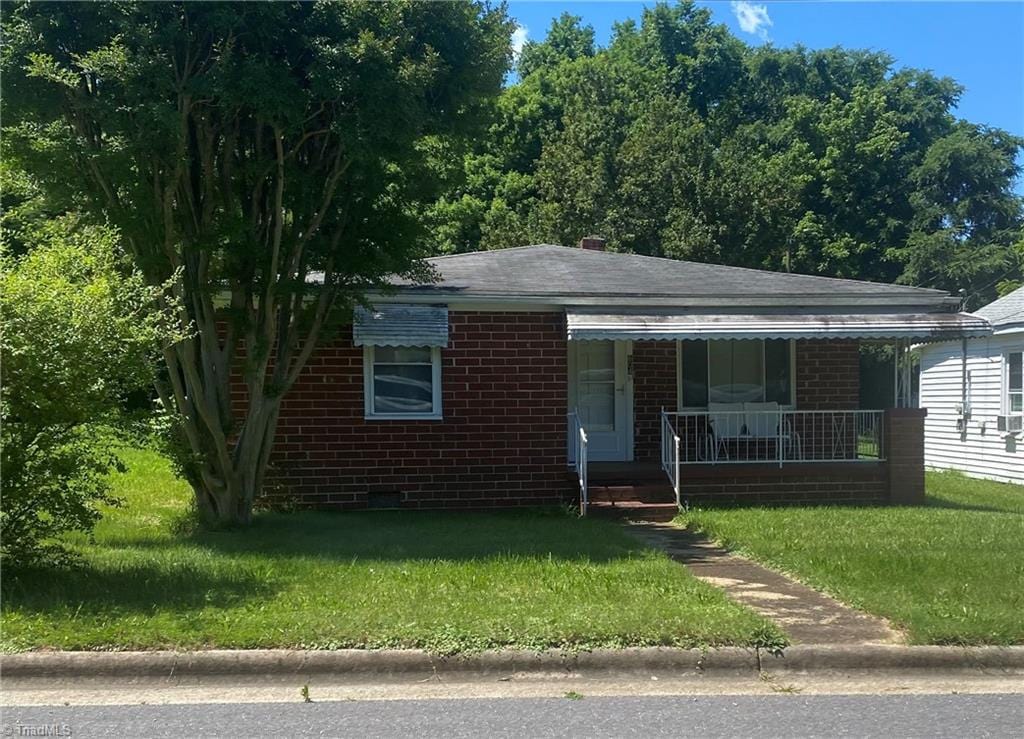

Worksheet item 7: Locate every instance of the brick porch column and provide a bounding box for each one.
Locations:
[884,408,927,505]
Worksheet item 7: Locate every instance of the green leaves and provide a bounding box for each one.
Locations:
[24,52,79,87]
[429,1,1022,301]
[3,0,515,526]
[0,218,173,565]
[517,12,596,79]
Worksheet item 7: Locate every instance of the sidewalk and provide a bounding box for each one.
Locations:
[625,521,903,645]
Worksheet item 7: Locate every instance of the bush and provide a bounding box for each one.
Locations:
[1,217,170,565]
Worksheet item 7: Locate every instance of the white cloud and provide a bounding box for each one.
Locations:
[730,1,773,41]
[511,25,529,59]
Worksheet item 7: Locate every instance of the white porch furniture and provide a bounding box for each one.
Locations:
[704,401,802,462]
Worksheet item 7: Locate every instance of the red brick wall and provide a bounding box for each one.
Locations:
[796,340,860,409]
[885,408,927,504]
[633,341,678,461]
[678,463,888,506]
[260,311,574,509]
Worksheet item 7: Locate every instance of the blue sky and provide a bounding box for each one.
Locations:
[507,1,1024,188]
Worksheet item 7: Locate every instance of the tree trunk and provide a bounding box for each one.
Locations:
[155,318,294,528]
[177,396,282,528]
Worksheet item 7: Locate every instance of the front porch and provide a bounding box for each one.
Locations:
[584,457,892,514]
[575,411,923,518]
[566,334,930,515]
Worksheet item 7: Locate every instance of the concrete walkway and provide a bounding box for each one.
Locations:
[627,522,903,646]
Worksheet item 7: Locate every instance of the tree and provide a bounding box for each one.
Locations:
[517,12,595,79]
[428,1,1023,299]
[896,123,1024,307]
[4,1,512,525]
[1,219,172,565]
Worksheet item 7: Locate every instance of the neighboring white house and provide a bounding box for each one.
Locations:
[919,286,1024,484]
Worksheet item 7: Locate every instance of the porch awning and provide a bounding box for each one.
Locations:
[565,309,992,342]
[353,304,449,347]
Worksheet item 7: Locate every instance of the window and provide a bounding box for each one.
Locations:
[364,346,442,419]
[1007,352,1023,416]
[679,339,794,408]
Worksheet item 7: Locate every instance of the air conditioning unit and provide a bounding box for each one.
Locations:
[996,415,1023,434]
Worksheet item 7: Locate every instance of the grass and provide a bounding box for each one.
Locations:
[678,471,1024,645]
[1,447,783,654]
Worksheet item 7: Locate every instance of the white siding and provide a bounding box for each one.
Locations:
[918,331,1024,484]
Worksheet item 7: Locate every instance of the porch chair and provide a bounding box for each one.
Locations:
[707,402,745,461]
[743,401,802,460]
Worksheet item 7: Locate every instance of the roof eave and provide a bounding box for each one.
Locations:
[368,288,960,310]
[992,322,1024,335]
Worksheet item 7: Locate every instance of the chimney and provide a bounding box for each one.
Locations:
[579,235,606,251]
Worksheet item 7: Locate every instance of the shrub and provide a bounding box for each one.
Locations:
[1,216,172,565]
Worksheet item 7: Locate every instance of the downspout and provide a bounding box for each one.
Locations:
[960,337,968,441]
[958,288,969,439]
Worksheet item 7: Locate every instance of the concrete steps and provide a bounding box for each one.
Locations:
[588,483,676,505]
[577,462,679,522]
[586,500,679,523]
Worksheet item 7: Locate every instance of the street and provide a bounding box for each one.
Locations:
[3,694,1023,738]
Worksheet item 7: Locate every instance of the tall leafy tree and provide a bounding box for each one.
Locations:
[897,123,1024,307]
[430,1,1023,301]
[4,1,512,525]
[517,12,595,79]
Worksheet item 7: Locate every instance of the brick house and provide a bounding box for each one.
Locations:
[265,241,991,517]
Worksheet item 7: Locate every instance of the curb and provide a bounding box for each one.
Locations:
[3,646,1024,681]
[0,647,750,679]
[766,645,1024,672]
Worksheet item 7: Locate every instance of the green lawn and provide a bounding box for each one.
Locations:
[679,471,1024,645]
[1,448,782,653]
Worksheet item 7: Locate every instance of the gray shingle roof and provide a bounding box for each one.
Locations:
[393,245,948,303]
[974,286,1024,329]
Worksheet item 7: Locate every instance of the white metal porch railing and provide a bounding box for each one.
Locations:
[661,410,886,467]
[567,409,589,516]
[660,409,681,507]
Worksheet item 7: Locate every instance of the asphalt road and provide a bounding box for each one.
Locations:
[3,694,1022,738]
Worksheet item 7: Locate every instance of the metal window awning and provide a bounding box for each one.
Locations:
[353,304,449,347]
[565,309,992,342]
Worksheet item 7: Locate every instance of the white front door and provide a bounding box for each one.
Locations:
[569,340,632,461]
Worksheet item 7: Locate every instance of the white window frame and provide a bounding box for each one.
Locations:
[363,345,443,421]
[676,339,798,411]
[1005,350,1023,417]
